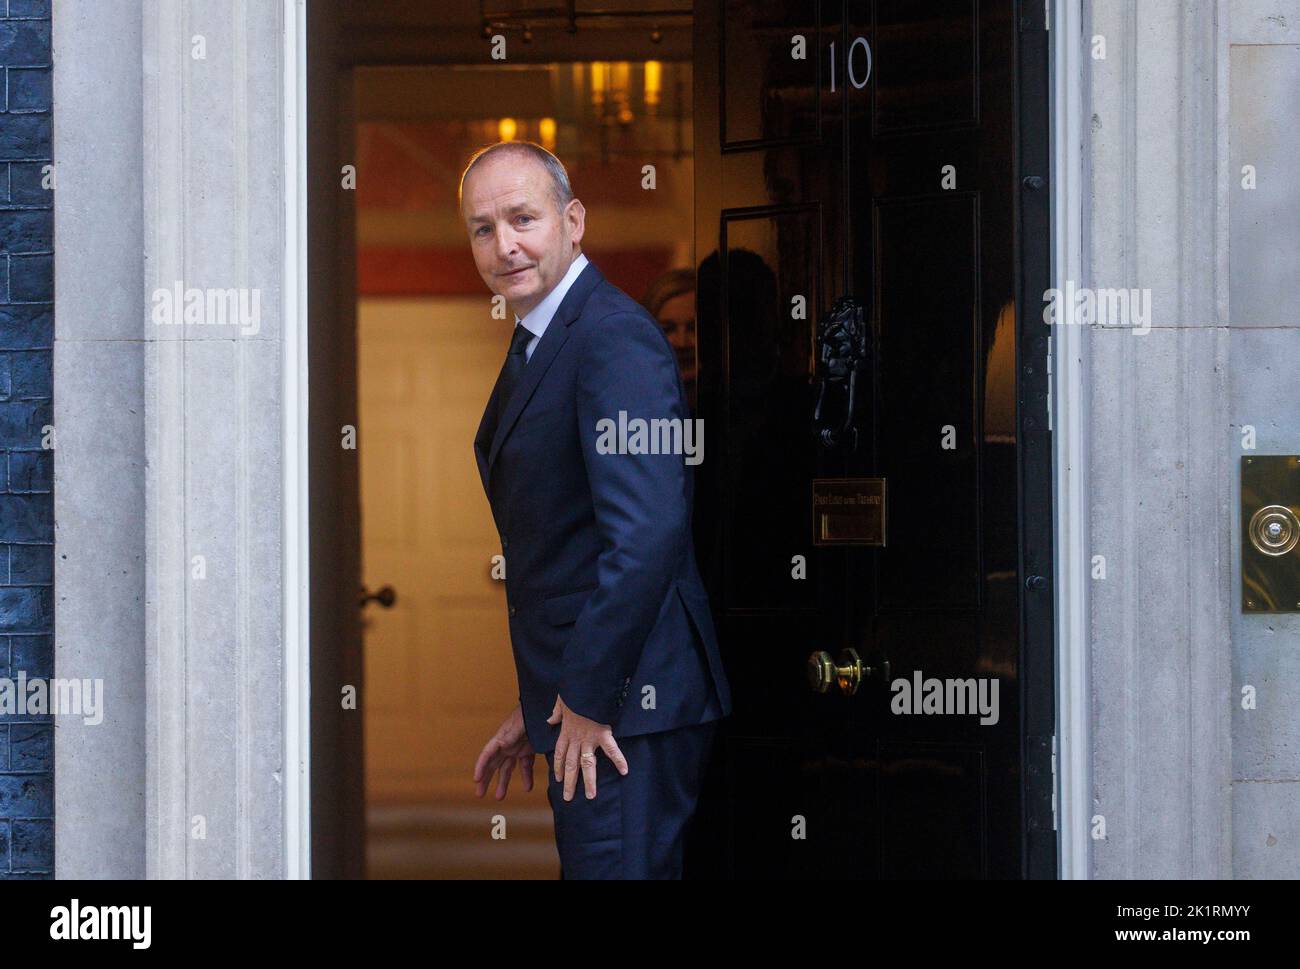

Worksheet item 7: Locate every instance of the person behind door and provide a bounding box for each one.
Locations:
[463,141,732,879]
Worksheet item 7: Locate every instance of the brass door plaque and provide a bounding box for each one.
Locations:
[1242,456,1300,612]
[813,478,886,546]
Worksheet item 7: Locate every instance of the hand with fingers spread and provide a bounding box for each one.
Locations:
[473,704,537,800]
[546,694,629,801]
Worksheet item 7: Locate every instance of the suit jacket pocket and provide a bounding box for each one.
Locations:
[542,585,597,626]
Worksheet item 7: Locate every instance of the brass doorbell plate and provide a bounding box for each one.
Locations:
[1242,456,1300,612]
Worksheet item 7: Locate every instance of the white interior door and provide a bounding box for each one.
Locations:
[359,297,519,801]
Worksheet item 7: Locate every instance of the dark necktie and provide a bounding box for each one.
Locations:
[496,322,533,426]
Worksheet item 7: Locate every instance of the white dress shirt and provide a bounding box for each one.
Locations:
[514,251,589,363]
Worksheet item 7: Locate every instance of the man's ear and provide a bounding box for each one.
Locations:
[566,198,586,246]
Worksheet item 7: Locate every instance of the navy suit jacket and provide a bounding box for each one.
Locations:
[473,258,732,754]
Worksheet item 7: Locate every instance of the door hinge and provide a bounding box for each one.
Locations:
[1051,733,1058,832]
[1028,733,1056,834]
[1045,334,1053,432]
[1020,0,1049,32]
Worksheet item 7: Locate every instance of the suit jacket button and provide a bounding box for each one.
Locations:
[501,536,509,549]
[508,605,517,617]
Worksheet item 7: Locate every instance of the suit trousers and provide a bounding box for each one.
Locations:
[543,719,718,879]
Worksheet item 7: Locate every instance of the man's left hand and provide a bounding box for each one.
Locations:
[546,695,629,801]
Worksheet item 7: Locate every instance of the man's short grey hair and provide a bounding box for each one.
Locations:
[458,141,575,212]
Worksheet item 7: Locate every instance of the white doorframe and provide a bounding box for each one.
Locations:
[283,0,312,880]
[1050,0,1090,880]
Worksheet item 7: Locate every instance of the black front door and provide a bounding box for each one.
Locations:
[687,0,1054,879]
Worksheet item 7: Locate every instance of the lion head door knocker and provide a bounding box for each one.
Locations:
[812,295,869,450]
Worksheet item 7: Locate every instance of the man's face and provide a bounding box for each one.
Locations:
[462,153,585,319]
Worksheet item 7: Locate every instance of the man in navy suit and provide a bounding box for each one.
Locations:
[464,141,731,878]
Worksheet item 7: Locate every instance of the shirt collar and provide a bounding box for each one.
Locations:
[513,251,589,340]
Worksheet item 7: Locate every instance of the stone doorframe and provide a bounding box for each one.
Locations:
[53,0,308,879]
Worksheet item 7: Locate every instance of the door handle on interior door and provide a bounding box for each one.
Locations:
[807,648,889,696]
[359,584,397,609]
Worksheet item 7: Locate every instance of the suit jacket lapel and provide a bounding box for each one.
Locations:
[473,366,505,495]
[485,259,604,484]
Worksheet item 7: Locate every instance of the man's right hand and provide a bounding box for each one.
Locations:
[473,704,537,800]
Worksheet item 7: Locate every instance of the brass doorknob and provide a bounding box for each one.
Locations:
[807,648,887,695]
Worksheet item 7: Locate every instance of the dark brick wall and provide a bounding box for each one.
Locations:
[0,0,53,879]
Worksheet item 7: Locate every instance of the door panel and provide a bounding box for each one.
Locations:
[878,741,985,878]
[690,0,1054,879]
[720,206,822,611]
[874,193,982,608]
[721,0,824,146]
[869,0,979,133]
